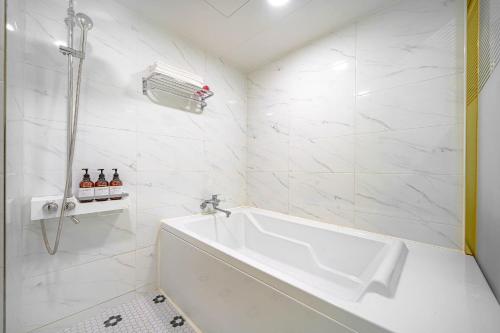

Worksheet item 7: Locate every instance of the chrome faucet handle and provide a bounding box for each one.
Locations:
[211,194,221,204]
[43,201,59,213]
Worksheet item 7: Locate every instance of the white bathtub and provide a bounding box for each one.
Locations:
[160,207,408,333]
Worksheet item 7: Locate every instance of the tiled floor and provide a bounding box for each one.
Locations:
[59,293,197,333]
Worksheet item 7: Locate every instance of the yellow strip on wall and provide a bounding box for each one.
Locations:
[465,0,479,256]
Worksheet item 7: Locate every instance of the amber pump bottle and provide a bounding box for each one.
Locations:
[94,169,109,201]
[109,168,123,200]
[78,168,94,203]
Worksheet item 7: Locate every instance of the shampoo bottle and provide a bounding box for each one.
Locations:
[109,168,123,200]
[94,169,109,201]
[78,168,94,202]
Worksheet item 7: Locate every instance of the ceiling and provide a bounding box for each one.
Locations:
[117,0,396,72]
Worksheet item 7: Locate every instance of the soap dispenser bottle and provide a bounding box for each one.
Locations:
[94,169,109,201]
[109,168,123,200]
[78,168,94,203]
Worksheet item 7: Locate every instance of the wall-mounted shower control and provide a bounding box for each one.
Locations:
[43,201,59,213]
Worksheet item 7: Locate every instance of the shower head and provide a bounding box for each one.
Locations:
[75,13,93,31]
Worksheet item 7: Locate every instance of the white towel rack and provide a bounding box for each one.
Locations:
[142,71,214,110]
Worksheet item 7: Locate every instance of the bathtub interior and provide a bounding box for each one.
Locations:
[172,209,407,301]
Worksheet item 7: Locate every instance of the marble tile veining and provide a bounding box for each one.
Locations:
[246,0,464,249]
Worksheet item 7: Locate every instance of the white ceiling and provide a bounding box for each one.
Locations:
[117,0,396,72]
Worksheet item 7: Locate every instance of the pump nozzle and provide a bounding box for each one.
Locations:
[97,169,106,181]
[81,168,91,182]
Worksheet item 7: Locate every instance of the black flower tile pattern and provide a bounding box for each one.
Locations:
[153,294,166,304]
[170,315,185,328]
[103,315,122,328]
[60,292,196,333]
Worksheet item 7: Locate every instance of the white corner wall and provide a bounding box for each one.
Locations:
[247,0,465,249]
[477,0,500,302]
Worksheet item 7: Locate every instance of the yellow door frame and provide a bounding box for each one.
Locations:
[465,0,479,255]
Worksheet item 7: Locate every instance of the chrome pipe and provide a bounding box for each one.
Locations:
[40,1,93,255]
[65,0,75,197]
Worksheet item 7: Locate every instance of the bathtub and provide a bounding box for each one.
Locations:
[160,207,408,333]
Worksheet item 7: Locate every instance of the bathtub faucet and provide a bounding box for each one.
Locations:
[200,194,232,218]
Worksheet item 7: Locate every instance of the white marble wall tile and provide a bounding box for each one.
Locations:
[78,82,138,131]
[205,55,247,113]
[23,10,67,73]
[135,245,156,289]
[289,172,355,227]
[21,252,135,332]
[23,64,67,122]
[136,102,206,140]
[289,135,354,173]
[23,118,66,174]
[247,172,289,214]
[355,173,462,225]
[289,98,354,139]
[136,171,209,212]
[137,133,207,172]
[5,119,24,176]
[354,211,462,249]
[195,106,247,144]
[247,95,290,139]
[247,92,289,172]
[22,210,136,278]
[246,0,464,249]
[136,207,170,249]
[355,125,462,174]
[206,141,246,206]
[355,74,464,134]
[356,0,464,93]
[134,15,207,80]
[247,135,289,172]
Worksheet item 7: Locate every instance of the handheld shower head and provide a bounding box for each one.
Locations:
[75,13,93,31]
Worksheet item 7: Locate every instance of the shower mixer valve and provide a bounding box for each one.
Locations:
[42,200,76,213]
[42,201,59,213]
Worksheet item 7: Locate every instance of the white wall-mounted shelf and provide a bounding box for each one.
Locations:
[30,195,130,221]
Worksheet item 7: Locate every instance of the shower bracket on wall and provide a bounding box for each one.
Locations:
[59,45,85,59]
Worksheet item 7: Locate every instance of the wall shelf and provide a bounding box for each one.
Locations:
[142,72,214,110]
[30,195,130,221]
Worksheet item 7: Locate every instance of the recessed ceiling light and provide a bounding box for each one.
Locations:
[268,0,290,7]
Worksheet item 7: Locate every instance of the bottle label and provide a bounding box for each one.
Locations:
[94,186,109,198]
[78,187,94,199]
[109,186,123,197]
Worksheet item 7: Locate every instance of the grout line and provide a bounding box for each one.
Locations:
[24,248,138,279]
[355,72,464,97]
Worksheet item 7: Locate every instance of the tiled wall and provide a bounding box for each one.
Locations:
[7,0,246,331]
[247,0,465,249]
[6,0,466,331]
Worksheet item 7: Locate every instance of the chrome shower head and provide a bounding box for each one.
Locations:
[75,13,93,31]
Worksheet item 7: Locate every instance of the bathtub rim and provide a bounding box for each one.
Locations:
[160,206,406,332]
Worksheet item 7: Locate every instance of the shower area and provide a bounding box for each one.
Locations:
[0,0,499,332]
